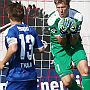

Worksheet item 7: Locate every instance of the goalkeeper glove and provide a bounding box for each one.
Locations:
[58,17,71,37]
[76,20,82,32]
[69,19,77,36]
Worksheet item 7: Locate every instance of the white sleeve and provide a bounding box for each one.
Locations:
[74,12,83,22]
[7,37,17,47]
[47,11,60,26]
[69,8,83,22]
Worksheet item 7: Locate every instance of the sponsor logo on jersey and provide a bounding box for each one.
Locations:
[51,28,57,33]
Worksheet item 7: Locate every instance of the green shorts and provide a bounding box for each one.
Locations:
[53,43,87,78]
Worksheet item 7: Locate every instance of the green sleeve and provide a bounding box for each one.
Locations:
[49,18,60,36]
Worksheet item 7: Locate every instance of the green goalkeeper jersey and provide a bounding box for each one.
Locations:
[47,8,83,56]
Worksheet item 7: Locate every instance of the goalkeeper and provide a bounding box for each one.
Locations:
[47,0,90,90]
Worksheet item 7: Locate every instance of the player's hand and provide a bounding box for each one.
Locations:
[58,17,71,37]
[69,19,77,36]
[41,40,48,49]
[0,61,5,70]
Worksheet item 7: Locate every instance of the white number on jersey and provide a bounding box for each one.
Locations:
[19,34,35,60]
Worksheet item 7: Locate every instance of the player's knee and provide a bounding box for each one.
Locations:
[81,67,89,76]
[62,79,72,87]
[61,76,72,87]
[78,60,89,76]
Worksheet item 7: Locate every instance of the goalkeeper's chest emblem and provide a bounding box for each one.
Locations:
[51,28,57,33]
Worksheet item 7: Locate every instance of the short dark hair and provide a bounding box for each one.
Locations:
[54,0,71,5]
[6,2,24,22]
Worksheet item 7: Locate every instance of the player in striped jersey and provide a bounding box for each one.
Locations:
[0,2,47,90]
[47,0,90,90]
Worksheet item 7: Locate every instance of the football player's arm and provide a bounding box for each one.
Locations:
[0,28,18,70]
[55,17,71,46]
[33,28,47,53]
[38,40,48,52]
[70,19,82,45]
[70,32,80,46]
[47,16,67,46]
[0,44,18,70]
[49,26,67,46]
[70,12,83,46]
[55,36,67,46]
[38,48,45,53]
[34,43,47,53]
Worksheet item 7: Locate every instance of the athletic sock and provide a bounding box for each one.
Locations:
[82,76,90,90]
[68,80,82,90]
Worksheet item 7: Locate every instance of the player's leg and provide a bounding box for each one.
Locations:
[72,43,90,90]
[77,60,90,90]
[54,49,81,90]
[61,74,82,90]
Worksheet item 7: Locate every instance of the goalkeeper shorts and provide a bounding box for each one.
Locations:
[53,42,87,78]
